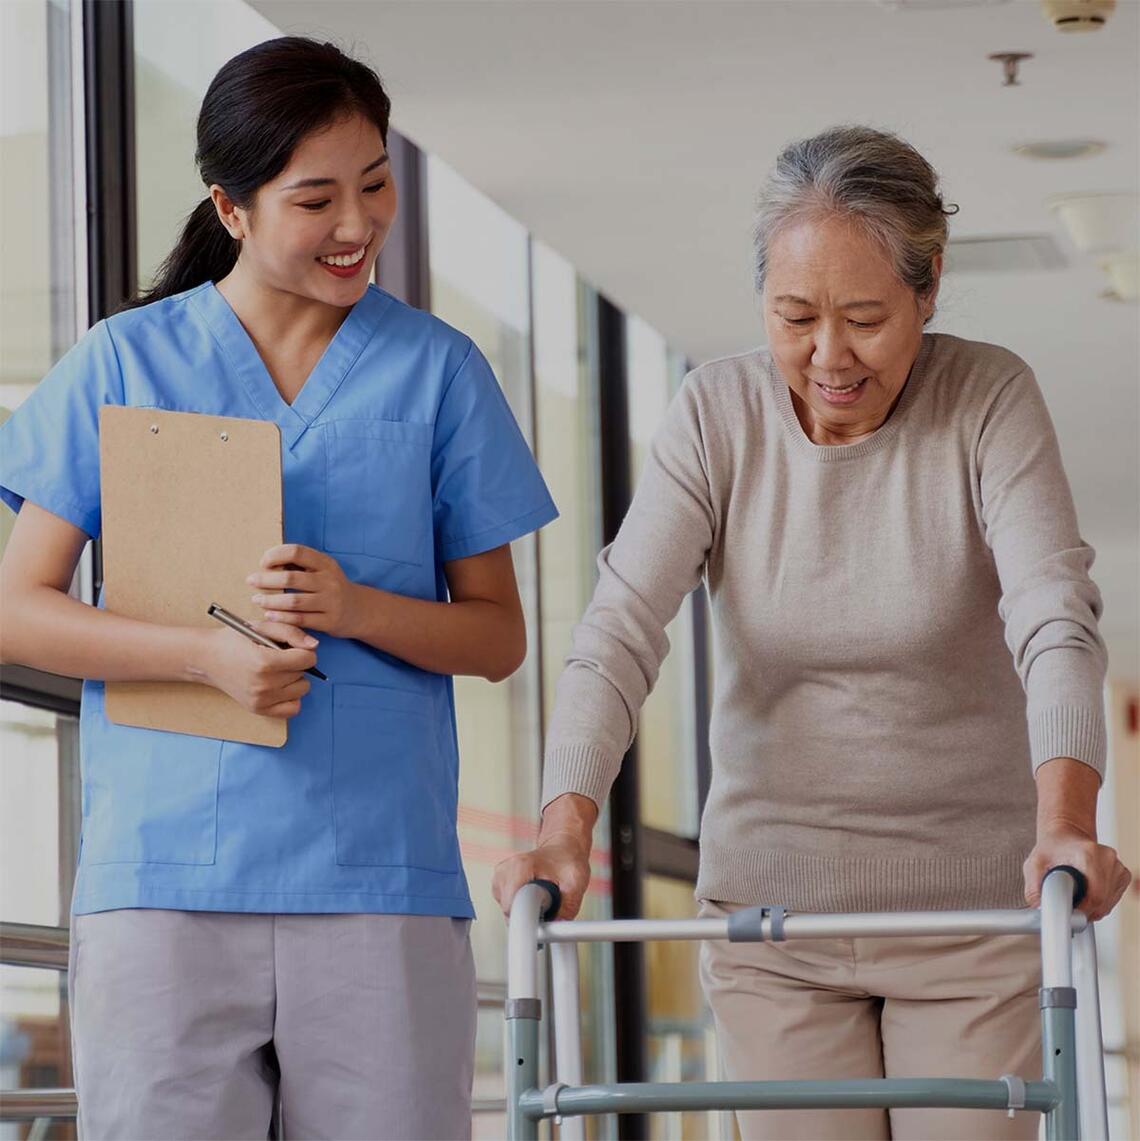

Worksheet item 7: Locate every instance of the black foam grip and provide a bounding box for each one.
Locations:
[530,878,562,921]
[1045,864,1089,906]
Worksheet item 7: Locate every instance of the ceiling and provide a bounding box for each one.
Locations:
[252,0,1140,677]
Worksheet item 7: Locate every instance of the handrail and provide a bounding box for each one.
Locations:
[477,980,507,1008]
[0,1089,509,1122]
[0,923,68,971]
[0,1089,78,1121]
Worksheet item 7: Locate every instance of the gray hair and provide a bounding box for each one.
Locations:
[753,126,956,305]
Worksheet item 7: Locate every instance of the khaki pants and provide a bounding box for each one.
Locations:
[70,909,476,1141]
[699,901,1041,1141]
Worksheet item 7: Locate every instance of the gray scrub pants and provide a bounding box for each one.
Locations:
[69,909,477,1141]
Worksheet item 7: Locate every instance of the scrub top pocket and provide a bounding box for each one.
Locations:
[331,683,459,873]
[323,420,433,566]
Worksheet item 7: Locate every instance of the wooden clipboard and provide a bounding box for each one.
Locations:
[100,406,287,747]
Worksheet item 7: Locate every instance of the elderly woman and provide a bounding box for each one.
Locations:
[494,125,1131,1141]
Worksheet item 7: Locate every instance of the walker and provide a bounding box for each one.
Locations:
[505,866,1108,1140]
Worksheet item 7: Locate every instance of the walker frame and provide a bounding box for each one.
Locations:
[505,867,1108,1140]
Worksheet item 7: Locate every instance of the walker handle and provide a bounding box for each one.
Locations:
[1044,864,1089,907]
[529,878,562,922]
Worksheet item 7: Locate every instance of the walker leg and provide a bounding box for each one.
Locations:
[1073,925,1109,1141]
[1040,868,1081,1140]
[551,942,586,1141]
[507,1013,540,1141]
[1042,1002,1080,1141]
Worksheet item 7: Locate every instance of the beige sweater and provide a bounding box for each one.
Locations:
[542,334,1107,912]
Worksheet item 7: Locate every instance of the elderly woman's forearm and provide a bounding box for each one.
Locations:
[1034,756,1100,837]
[539,793,599,851]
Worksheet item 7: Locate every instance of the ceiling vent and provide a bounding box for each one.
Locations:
[943,235,1067,273]
[1013,139,1107,160]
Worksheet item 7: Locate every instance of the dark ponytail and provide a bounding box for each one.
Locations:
[129,37,392,308]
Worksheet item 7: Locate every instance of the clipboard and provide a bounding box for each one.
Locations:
[100,406,287,747]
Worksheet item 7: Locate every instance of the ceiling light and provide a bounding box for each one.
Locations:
[1040,0,1116,31]
[1099,253,1138,302]
[1047,193,1139,255]
[1048,193,1139,302]
[1013,139,1107,160]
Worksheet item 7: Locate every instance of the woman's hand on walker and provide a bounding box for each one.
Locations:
[1023,825,1132,922]
[248,544,360,640]
[200,618,316,718]
[492,793,598,921]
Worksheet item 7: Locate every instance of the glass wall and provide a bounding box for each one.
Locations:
[0,706,78,1141]
[0,3,81,1134]
[644,877,721,1141]
[133,0,279,291]
[0,0,79,556]
[626,318,700,839]
[531,239,617,1125]
[426,154,545,1135]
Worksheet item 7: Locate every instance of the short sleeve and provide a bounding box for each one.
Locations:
[0,320,124,538]
[431,342,557,561]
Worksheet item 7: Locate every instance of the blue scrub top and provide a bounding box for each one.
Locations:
[0,282,558,917]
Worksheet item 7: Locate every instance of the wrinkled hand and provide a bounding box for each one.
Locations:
[1023,825,1132,921]
[248,544,361,640]
[492,833,593,921]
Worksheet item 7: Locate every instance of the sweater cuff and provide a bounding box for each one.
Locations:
[541,743,618,812]
[1028,705,1106,781]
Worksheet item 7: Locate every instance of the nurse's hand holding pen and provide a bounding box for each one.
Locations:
[202,618,317,719]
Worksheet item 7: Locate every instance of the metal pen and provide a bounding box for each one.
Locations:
[207,602,328,681]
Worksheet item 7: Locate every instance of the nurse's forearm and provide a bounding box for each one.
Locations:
[347,584,525,682]
[1,583,211,683]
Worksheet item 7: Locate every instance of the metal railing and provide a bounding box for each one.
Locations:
[1,921,69,971]
[0,1089,78,1122]
[0,922,74,1126]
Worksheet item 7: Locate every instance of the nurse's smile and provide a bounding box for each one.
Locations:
[317,235,373,279]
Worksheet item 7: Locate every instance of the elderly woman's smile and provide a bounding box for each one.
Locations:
[763,213,935,445]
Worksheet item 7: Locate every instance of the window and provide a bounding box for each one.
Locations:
[133,0,279,291]
[0,704,79,1140]
[626,317,700,839]
[0,0,81,560]
[427,154,543,1132]
[532,239,617,1121]
[1,4,83,1130]
[644,876,720,1141]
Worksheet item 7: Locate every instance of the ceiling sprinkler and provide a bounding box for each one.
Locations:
[987,51,1034,86]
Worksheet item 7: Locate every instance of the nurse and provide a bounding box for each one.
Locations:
[0,36,556,1141]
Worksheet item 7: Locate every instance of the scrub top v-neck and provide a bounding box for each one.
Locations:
[0,281,558,917]
[198,282,379,448]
